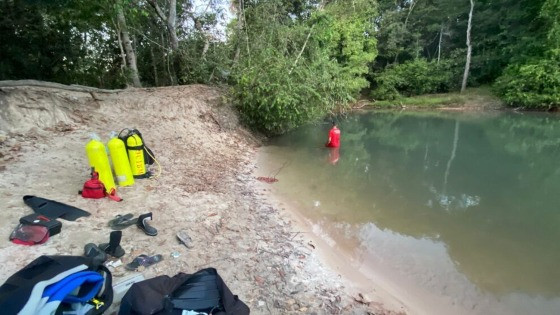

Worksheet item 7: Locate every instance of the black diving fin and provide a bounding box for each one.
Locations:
[23,195,90,221]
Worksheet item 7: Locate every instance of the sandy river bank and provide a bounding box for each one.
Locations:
[0,83,406,314]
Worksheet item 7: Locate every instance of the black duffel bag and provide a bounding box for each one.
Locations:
[119,268,249,315]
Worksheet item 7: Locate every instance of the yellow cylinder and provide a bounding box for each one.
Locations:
[85,138,116,193]
[127,134,146,178]
[108,137,134,186]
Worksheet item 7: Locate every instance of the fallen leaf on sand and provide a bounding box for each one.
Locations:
[254,275,265,286]
[256,176,278,183]
[354,293,371,306]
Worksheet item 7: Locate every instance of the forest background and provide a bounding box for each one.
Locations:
[1,0,559,134]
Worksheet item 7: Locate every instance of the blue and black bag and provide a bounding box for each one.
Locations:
[0,255,113,314]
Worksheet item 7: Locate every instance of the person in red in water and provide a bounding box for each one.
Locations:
[325,121,341,148]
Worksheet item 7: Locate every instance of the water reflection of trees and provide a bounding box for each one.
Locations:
[270,111,560,295]
[364,112,560,295]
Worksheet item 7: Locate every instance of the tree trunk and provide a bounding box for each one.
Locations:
[150,47,159,86]
[111,18,128,86]
[437,23,443,64]
[289,1,326,75]
[201,37,210,60]
[116,7,141,87]
[461,0,474,93]
[289,25,315,75]
[147,0,178,51]
[192,16,211,61]
[393,0,421,64]
[167,0,178,51]
[116,30,127,72]
[233,0,244,65]
[241,0,251,60]
[404,0,419,28]
[161,32,175,85]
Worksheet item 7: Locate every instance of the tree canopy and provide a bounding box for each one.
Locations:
[0,0,558,133]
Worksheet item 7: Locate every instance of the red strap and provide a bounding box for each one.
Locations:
[106,188,123,202]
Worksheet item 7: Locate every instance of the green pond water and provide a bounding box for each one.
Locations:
[261,111,560,315]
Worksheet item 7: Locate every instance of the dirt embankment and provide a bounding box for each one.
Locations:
[0,83,401,314]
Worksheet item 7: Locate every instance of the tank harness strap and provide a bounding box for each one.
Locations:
[127,144,144,150]
[106,188,123,202]
[133,171,152,179]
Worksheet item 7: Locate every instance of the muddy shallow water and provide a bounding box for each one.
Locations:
[260,111,560,315]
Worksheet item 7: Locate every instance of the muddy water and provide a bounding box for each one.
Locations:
[260,111,560,315]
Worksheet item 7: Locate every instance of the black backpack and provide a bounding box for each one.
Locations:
[118,128,156,166]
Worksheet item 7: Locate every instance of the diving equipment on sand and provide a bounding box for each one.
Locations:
[118,129,157,179]
[126,133,147,178]
[23,195,91,221]
[108,134,134,186]
[85,134,116,193]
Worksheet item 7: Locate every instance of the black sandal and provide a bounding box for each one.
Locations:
[108,214,138,230]
[125,254,163,271]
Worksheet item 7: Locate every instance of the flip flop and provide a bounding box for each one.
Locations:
[125,254,163,271]
[108,214,138,230]
[84,243,107,266]
[176,230,194,249]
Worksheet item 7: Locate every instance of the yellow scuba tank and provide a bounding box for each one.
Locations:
[108,135,134,186]
[127,134,147,178]
[85,135,116,193]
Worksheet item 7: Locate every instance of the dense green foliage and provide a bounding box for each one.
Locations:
[232,0,377,134]
[493,0,560,108]
[0,0,559,131]
[0,0,123,86]
[0,0,230,88]
[494,50,560,108]
[372,58,455,100]
[371,0,559,109]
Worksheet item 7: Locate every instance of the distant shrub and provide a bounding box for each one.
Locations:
[494,49,560,109]
[371,58,454,100]
[233,59,335,135]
